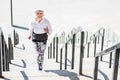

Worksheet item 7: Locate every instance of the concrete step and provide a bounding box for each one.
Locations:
[3,70,95,80]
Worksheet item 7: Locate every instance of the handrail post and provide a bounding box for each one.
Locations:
[100,29,105,61]
[50,43,52,59]
[65,43,68,70]
[56,37,58,63]
[94,37,97,57]
[5,44,9,71]
[71,34,76,69]
[94,56,99,80]
[79,31,84,75]
[0,44,2,78]
[0,32,3,78]
[112,48,120,80]
[97,36,100,44]
[86,31,88,44]
[13,29,15,47]
[10,0,13,26]
[87,42,90,58]
[13,30,19,47]
[53,38,55,59]
[60,48,63,70]
[48,47,50,59]
[97,31,101,44]
[8,36,12,63]
[8,37,11,63]
[11,41,14,60]
[1,34,6,71]
[109,52,112,68]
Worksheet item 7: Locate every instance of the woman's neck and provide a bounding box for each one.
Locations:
[36,17,43,23]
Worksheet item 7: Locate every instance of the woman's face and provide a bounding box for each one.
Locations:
[36,12,44,18]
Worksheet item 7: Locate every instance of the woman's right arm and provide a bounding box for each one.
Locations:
[28,22,34,40]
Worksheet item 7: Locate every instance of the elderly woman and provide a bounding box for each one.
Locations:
[28,10,52,70]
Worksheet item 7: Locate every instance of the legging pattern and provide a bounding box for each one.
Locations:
[34,42,46,64]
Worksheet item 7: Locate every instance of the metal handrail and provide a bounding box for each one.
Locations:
[84,27,105,47]
[65,28,76,42]
[96,42,120,57]
[0,27,14,78]
[61,28,83,48]
[48,26,85,70]
[89,27,105,41]
[48,28,77,70]
[94,42,120,80]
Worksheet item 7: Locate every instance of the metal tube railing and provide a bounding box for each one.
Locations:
[56,37,59,63]
[13,29,19,47]
[100,29,105,61]
[60,30,78,69]
[1,33,6,71]
[53,38,55,59]
[71,34,76,69]
[85,42,90,57]
[95,42,120,80]
[8,36,14,61]
[64,43,68,70]
[94,37,97,57]
[50,43,52,59]
[79,31,85,75]
[48,28,86,73]
[0,29,3,78]
[48,47,50,59]
[60,48,63,70]
[48,27,120,80]
[0,28,14,78]
[85,28,105,58]
[109,52,112,68]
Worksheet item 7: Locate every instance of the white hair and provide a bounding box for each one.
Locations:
[35,10,44,14]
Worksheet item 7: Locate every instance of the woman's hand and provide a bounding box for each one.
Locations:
[28,36,31,40]
[44,28,49,33]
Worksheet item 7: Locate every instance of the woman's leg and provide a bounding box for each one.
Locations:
[37,42,46,70]
[33,42,42,70]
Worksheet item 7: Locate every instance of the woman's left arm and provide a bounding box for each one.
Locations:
[47,20,52,35]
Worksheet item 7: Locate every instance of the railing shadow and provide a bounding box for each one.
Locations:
[98,69,109,80]
[4,77,11,80]
[81,73,102,80]
[12,25,29,30]
[20,71,29,80]
[102,60,120,68]
[102,60,113,64]
[57,58,72,67]
[57,62,71,67]
[45,70,79,80]
[11,59,26,68]
[81,74,93,79]
[67,58,72,64]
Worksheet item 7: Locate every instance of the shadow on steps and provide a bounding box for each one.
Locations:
[45,70,79,80]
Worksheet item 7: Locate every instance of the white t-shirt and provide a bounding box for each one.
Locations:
[29,17,52,35]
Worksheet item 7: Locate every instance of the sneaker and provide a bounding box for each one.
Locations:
[39,67,42,70]
[38,63,43,70]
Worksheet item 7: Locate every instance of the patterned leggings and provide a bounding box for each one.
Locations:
[34,42,46,65]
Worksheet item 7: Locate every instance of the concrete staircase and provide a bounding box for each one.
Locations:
[1,29,119,80]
